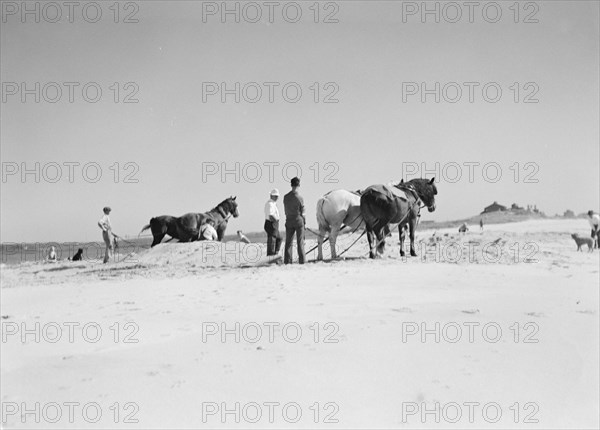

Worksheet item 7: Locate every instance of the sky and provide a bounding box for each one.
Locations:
[1,0,598,242]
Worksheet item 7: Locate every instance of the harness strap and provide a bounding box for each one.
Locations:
[217,205,227,218]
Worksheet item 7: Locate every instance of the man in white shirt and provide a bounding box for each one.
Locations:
[199,218,218,241]
[588,210,599,248]
[98,206,116,263]
[264,189,282,256]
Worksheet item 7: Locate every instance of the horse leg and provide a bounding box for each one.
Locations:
[376,223,386,255]
[217,223,226,241]
[409,220,417,257]
[366,228,376,259]
[377,232,385,255]
[317,229,325,261]
[399,225,406,257]
[330,225,341,259]
[151,234,165,247]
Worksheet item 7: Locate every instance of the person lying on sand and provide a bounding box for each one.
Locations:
[199,218,218,241]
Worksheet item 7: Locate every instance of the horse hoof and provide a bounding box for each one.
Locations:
[410,250,417,257]
[400,251,405,257]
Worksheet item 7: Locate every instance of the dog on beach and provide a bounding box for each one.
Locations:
[571,233,594,252]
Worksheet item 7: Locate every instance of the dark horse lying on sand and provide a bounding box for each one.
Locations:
[360,178,437,259]
[140,196,239,247]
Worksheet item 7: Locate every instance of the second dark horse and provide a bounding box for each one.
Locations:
[140,196,239,247]
[360,178,437,259]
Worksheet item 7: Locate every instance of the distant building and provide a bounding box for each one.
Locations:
[563,210,575,218]
[511,203,524,211]
[481,201,507,214]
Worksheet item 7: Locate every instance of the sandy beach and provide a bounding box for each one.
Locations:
[1,218,598,429]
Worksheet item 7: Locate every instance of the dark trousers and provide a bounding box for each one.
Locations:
[284,225,305,264]
[264,220,282,256]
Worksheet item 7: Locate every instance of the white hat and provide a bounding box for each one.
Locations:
[270,188,280,196]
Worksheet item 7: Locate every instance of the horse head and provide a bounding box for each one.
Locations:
[224,195,239,218]
[408,178,437,212]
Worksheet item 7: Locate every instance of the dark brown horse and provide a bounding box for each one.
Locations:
[360,178,437,259]
[140,196,239,247]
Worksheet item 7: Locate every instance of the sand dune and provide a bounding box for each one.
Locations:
[1,219,598,428]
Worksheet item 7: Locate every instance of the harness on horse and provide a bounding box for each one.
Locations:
[393,183,427,211]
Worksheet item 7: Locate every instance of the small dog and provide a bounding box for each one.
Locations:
[571,234,594,252]
[72,248,84,261]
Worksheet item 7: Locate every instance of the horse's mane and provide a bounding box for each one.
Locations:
[402,178,437,194]
[207,197,237,217]
[393,178,437,205]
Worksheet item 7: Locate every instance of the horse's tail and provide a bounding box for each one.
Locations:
[139,219,153,236]
[316,197,330,233]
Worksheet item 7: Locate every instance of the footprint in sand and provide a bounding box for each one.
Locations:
[146,370,160,377]
[391,307,413,313]
[525,312,545,318]
[462,309,480,314]
[170,380,185,389]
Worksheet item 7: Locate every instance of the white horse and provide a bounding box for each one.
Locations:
[316,189,364,260]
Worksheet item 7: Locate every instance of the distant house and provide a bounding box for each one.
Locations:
[481,201,507,214]
[511,203,524,211]
[563,210,575,218]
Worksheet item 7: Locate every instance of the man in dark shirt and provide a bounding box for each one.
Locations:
[283,177,306,264]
